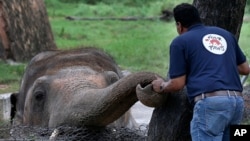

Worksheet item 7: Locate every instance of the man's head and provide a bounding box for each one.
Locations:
[173,3,201,34]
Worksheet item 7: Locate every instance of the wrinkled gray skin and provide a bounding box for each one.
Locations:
[11,47,164,128]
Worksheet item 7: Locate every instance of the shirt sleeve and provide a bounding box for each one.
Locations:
[169,38,187,79]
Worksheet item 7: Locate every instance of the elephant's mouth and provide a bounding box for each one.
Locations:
[136,84,168,107]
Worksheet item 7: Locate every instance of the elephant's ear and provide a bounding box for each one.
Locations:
[10,92,18,124]
[136,84,168,107]
[103,71,120,85]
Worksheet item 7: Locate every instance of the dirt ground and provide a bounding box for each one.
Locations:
[242,85,250,122]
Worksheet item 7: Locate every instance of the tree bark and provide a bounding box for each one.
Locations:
[147,88,193,141]
[193,0,247,41]
[0,0,56,62]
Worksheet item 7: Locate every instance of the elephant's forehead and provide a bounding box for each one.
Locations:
[50,67,108,90]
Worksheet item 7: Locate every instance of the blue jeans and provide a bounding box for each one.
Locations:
[191,95,244,141]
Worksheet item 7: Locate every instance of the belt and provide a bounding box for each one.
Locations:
[194,90,242,103]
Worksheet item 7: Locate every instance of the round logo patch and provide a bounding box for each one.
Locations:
[202,34,227,55]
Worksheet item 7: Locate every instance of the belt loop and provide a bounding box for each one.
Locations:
[201,93,205,99]
[227,90,230,97]
[233,91,237,96]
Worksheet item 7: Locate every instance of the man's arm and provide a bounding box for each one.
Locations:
[151,75,186,94]
[238,61,250,75]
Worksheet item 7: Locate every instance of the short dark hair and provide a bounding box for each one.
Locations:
[173,3,201,28]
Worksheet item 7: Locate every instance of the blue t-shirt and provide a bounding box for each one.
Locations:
[169,24,246,102]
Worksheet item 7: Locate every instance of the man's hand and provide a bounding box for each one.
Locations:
[151,75,186,94]
[151,76,165,94]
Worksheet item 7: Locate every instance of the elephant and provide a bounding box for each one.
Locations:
[10,47,166,129]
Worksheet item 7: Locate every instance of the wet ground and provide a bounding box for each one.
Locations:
[131,101,154,125]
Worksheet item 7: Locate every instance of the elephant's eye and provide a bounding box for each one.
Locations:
[34,91,44,101]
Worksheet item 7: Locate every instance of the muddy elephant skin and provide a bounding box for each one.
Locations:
[11,47,158,128]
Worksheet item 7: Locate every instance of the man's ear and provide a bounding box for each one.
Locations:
[176,22,187,34]
[10,92,18,124]
[176,22,182,34]
[176,22,181,26]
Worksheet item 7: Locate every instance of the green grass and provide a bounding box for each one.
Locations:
[46,0,182,75]
[0,61,25,93]
[0,0,249,93]
[48,0,250,77]
[239,19,250,58]
[51,19,176,74]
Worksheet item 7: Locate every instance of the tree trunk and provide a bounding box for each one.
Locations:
[147,1,247,140]
[0,0,56,62]
[147,88,193,141]
[193,0,247,41]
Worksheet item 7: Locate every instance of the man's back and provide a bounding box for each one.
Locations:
[169,24,245,100]
[152,3,249,141]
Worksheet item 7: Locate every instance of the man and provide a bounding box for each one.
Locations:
[151,3,249,141]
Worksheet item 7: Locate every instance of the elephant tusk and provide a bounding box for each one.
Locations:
[136,84,168,107]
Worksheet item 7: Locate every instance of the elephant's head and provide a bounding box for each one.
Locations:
[11,47,166,128]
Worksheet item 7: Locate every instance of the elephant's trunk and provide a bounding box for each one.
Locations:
[81,72,157,126]
[136,84,168,107]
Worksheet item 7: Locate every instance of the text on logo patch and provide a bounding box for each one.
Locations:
[202,34,227,55]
